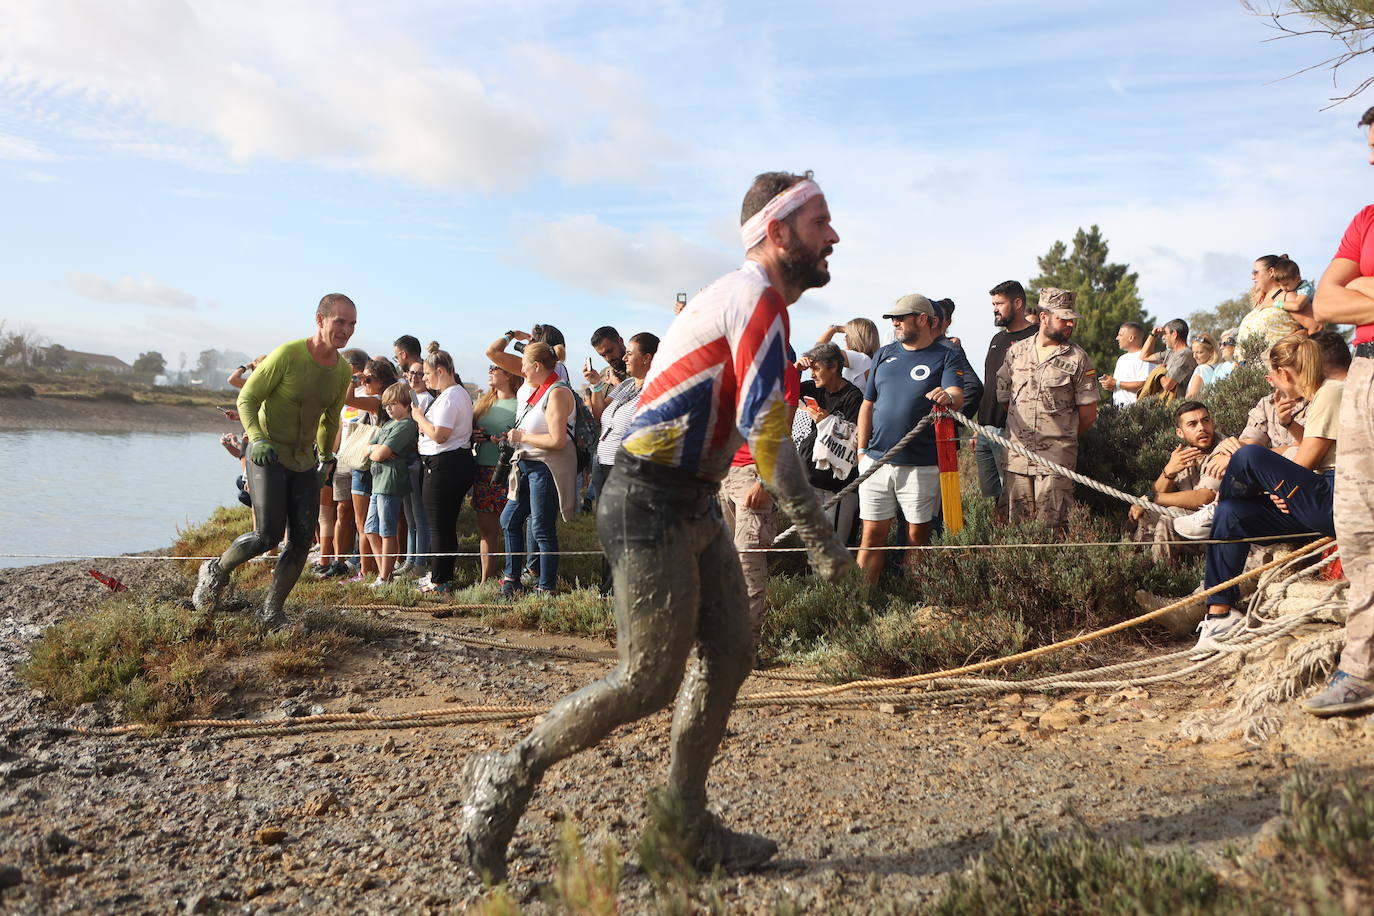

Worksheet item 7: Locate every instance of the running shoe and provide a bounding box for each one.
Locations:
[309,562,331,576]
[367,578,391,589]
[500,577,524,600]
[1300,670,1374,717]
[342,573,367,584]
[1189,609,1245,660]
[1173,500,1217,541]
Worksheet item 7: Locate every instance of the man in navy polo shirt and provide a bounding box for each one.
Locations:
[855,293,966,582]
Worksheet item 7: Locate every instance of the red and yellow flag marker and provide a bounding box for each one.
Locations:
[934,411,962,534]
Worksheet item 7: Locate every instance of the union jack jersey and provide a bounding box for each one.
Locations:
[623,261,800,483]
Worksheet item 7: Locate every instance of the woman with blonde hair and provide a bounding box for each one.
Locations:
[470,364,521,582]
[1187,334,1343,656]
[814,317,880,387]
[1184,333,1220,398]
[411,342,475,594]
[500,341,577,598]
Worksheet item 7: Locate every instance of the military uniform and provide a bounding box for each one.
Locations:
[1336,355,1374,680]
[995,290,1099,531]
[1130,442,1224,562]
[1239,393,1308,451]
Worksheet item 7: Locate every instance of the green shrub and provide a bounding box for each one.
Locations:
[0,382,35,398]
[96,386,135,403]
[929,826,1226,916]
[20,597,380,723]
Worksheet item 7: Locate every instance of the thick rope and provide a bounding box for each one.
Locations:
[939,409,1188,518]
[740,537,1333,702]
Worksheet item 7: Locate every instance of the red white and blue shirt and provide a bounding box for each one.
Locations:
[623,261,800,483]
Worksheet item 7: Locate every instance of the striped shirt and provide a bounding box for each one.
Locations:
[623,261,800,483]
[596,378,642,466]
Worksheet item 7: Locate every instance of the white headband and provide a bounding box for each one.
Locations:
[739,179,822,250]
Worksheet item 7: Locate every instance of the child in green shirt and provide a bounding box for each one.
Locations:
[365,383,420,584]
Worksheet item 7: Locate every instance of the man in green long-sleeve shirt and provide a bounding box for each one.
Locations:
[193,294,356,627]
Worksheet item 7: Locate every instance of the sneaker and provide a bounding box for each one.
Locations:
[318,561,349,579]
[500,577,524,600]
[192,559,229,612]
[415,573,432,590]
[520,568,537,588]
[342,573,367,584]
[418,580,455,595]
[393,563,412,577]
[691,812,779,871]
[367,578,391,589]
[309,561,330,576]
[531,586,555,599]
[1300,670,1374,717]
[1173,500,1217,541]
[1189,609,1245,661]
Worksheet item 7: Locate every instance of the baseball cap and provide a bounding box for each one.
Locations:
[1039,287,1080,320]
[883,293,938,320]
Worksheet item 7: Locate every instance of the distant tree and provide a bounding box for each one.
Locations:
[1027,225,1151,373]
[42,344,68,370]
[195,349,220,375]
[1246,1,1374,105]
[133,350,167,375]
[0,322,47,367]
[1186,291,1253,339]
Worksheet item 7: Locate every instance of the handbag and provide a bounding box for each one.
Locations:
[336,420,380,472]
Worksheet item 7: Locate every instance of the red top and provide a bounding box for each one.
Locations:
[1333,204,1374,343]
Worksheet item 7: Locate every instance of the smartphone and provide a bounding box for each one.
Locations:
[216,405,235,416]
[802,396,820,410]
[676,292,687,305]
[584,357,593,373]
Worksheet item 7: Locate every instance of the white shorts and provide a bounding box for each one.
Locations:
[857,460,940,524]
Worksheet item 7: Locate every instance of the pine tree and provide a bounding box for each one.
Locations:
[1186,291,1251,339]
[1027,225,1151,372]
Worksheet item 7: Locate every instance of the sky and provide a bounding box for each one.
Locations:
[3,0,1373,383]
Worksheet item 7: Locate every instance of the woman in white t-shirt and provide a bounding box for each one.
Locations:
[411,343,475,594]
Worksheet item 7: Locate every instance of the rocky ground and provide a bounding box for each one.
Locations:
[1,557,1372,914]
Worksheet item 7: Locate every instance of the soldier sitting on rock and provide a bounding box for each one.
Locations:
[1129,400,1225,562]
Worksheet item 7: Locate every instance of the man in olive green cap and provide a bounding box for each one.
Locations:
[995,287,1099,532]
[193,294,356,627]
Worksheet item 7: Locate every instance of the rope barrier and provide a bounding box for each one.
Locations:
[0,532,1322,563]
[57,536,1336,741]
[738,537,1333,702]
[939,409,1189,518]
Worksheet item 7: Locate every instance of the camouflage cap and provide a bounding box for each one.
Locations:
[883,293,938,320]
[1039,287,1079,319]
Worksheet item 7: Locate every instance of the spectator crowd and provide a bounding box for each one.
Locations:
[219,208,1372,720]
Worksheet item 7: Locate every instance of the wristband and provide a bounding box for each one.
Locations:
[502,332,514,343]
[590,382,607,393]
[857,448,869,456]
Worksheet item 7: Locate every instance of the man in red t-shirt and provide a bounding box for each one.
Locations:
[1304,105,1374,716]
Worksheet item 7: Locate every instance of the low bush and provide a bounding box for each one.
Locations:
[764,496,1200,678]
[96,386,135,403]
[0,382,36,398]
[20,597,388,723]
[929,826,1224,915]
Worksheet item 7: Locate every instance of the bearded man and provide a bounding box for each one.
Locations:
[996,288,1099,532]
[455,171,854,883]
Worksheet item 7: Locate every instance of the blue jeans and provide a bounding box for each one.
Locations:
[501,459,559,590]
[975,428,1005,500]
[403,459,428,566]
[1204,445,1336,609]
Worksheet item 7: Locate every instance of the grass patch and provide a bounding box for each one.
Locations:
[930,769,1374,916]
[930,826,1225,916]
[20,597,390,724]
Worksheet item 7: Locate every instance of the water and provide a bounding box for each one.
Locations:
[0,430,240,569]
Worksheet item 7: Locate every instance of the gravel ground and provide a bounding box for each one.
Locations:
[1,557,1372,914]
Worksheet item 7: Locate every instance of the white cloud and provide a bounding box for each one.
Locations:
[0,131,57,161]
[67,272,198,310]
[518,213,736,304]
[0,1,667,191]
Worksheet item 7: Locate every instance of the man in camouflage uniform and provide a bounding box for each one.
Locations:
[1302,104,1374,716]
[996,288,1099,532]
[1130,400,1224,561]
